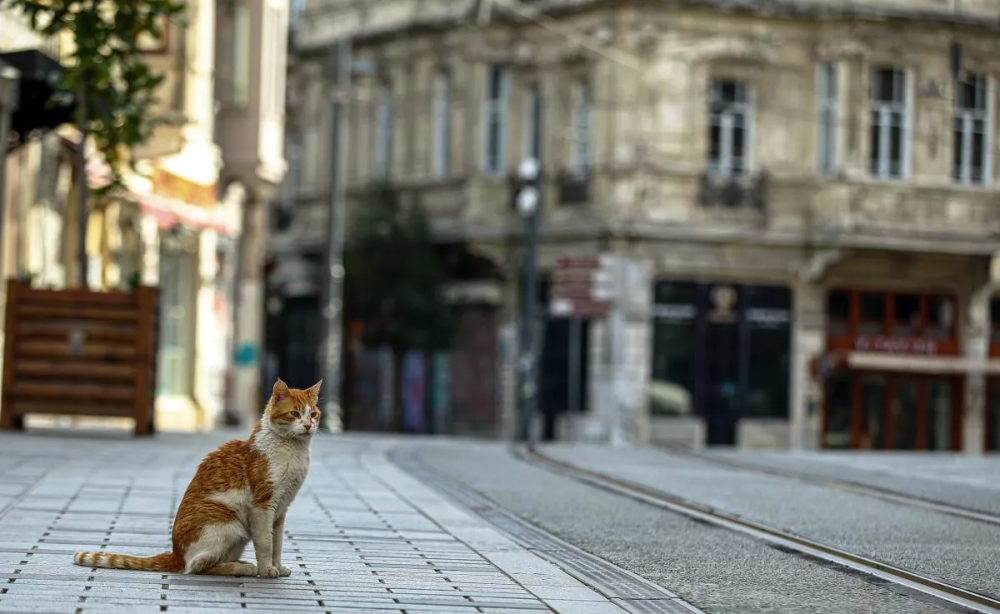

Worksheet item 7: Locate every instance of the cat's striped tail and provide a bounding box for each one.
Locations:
[73,551,184,573]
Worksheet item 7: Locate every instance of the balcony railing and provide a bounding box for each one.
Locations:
[558,170,590,205]
[698,171,769,210]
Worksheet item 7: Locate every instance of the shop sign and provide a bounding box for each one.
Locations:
[653,303,697,321]
[747,308,790,328]
[854,336,938,355]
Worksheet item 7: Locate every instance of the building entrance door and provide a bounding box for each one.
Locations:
[703,284,741,446]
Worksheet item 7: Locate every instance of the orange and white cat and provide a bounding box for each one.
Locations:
[73,378,322,577]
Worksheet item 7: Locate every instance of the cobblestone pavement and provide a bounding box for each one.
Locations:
[0,430,627,614]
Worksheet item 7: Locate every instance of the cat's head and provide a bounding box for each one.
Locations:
[267,378,323,439]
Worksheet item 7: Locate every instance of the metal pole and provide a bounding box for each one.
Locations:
[320,38,351,432]
[519,197,540,443]
[75,78,88,288]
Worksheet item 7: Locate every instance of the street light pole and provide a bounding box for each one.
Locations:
[319,38,351,433]
[516,157,541,444]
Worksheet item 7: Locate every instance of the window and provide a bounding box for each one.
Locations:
[745,286,792,418]
[827,289,851,337]
[824,374,852,449]
[483,65,510,175]
[709,79,750,177]
[989,297,1000,344]
[431,71,450,178]
[229,2,251,106]
[892,294,920,337]
[650,282,698,417]
[927,295,955,340]
[954,73,991,186]
[859,292,885,336]
[290,0,306,26]
[571,77,591,173]
[374,81,393,178]
[926,379,953,451]
[816,61,838,175]
[869,67,909,180]
[524,83,542,161]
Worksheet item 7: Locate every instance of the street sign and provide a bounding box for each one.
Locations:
[550,256,612,318]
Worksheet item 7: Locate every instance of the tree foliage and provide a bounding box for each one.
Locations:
[3,0,185,194]
[344,182,453,355]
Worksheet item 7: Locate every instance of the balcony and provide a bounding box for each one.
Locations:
[558,170,590,206]
[806,181,1000,251]
[698,171,768,210]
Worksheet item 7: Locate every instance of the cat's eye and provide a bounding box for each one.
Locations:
[312,413,319,420]
[291,411,301,419]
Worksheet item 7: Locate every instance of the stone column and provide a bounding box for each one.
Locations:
[964,285,990,454]
[193,229,221,429]
[232,188,269,426]
[602,255,652,446]
[790,280,825,450]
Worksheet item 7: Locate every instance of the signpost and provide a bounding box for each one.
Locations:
[549,256,613,318]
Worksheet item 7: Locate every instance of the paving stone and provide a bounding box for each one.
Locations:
[0,432,623,614]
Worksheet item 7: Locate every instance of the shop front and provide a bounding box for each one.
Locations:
[986,297,1000,452]
[650,280,792,446]
[818,289,964,451]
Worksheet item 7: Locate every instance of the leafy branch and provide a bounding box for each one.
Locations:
[2,0,185,195]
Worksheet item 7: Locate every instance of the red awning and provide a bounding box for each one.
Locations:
[139,193,235,237]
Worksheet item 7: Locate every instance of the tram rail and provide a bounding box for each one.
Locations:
[675,448,1000,529]
[521,444,1000,614]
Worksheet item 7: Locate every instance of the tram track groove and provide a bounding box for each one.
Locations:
[522,444,1000,614]
[669,448,1000,529]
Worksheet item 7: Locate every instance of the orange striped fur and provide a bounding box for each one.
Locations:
[72,379,322,577]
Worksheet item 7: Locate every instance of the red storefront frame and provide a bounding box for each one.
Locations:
[987,377,998,452]
[820,289,963,451]
[987,328,1000,451]
[819,369,962,450]
[826,290,960,356]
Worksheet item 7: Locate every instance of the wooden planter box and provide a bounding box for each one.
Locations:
[0,280,160,435]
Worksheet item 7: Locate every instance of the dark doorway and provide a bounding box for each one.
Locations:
[273,295,321,391]
[540,319,589,411]
[703,284,741,445]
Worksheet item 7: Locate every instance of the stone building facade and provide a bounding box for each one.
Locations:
[282,0,1000,452]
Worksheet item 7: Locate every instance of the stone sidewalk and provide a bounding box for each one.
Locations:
[0,430,624,614]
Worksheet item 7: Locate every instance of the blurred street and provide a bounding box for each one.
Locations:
[2,430,999,614]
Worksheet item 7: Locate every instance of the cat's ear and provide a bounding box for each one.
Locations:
[306,380,323,402]
[272,379,290,403]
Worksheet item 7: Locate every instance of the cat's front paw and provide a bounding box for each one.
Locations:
[259,565,280,578]
[276,564,292,577]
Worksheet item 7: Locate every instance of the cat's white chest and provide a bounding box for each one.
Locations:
[253,432,310,514]
[269,447,309,511]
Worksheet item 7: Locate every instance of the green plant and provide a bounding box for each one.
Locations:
[4,0,185,195]
[344,182,453,430]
